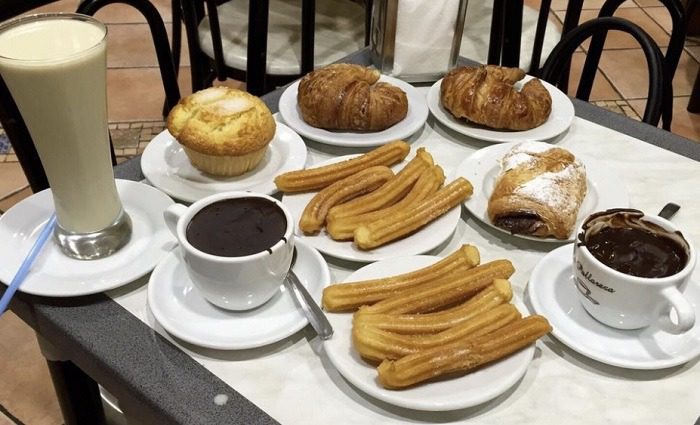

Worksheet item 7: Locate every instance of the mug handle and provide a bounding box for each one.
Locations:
[657,286,696,333]
[163,204,188,240]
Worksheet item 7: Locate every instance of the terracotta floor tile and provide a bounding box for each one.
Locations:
[634,0,664,7]
[0,163,28,200]
[566,51,622,101]
[0,411,15,425]
[628,97,700,142]
[670,51,699,96]
[686,45,700,62]
[0,187,32,213]
[643,6,674,33]
[91,0,174,24]
[575,8,670,49]
[599,48,660,99]
[550,0,635,11]
[0,312,62,425]
[106,23,190,69]
[28,0,80,14]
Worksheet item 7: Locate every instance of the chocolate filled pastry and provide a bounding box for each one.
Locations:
[440,65,552,131]
[487,142,587,239]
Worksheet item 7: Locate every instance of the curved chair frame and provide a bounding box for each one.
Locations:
[540,16,667,127]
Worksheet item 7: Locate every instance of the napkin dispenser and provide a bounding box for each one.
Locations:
[370,0,469,82]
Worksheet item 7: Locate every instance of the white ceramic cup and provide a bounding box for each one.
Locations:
[572,209,696,333]
[164,191,294,311]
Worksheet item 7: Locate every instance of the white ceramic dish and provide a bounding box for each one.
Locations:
[323,255,536,411]
[453,142,629,242]
[427,76,574,143]
[278,75,429,147]
[528,244,700,369]
[147,239,330,350]
[281,155,462,262]
[0,180,176,297]
[140,122,307,202]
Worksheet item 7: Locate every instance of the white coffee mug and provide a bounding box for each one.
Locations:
[164,191,294,311]
[572,209,696,333]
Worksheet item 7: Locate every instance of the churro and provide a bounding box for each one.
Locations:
[358,259,515,315]
[326,165,444,241]
[354,177,473,250]
[299,166,394,234]
[353,304,521,362]
[321,244,481,312]
[274,140,410,192]
[352,279,513,333]
[327,148,433,221]
[376,315,552,389]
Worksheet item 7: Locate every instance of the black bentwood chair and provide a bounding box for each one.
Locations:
[540,16,669,128]
[181,0,369,96]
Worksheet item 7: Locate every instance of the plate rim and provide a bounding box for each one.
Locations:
[140,122,308,202]
[322,255,536,411]
[528,243,700,370]
[453,141,630,243]
[147,239,330,350]
[427,76,575,143]
[277,74,429,147]
[0,179,175,297]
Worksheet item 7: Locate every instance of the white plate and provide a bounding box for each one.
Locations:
[529,244,700,369]
[0,180,176,297]
[281,155,462,262]
[140,122,307,202]
[323,255,536,411]
[453,142,629,242]
[278,75,429,147]
[147,239,330,350]
[427,77,575,143]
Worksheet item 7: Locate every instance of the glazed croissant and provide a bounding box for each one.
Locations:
[297,64,408,131]
[487,142,587,239]
[440,65,552,131]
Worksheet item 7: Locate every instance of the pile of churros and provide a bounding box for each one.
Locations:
[321,245,552,389]
[274,140,474,250]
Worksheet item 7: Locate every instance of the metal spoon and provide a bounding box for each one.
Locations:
[283,247,333,340]
[658,202,680,220]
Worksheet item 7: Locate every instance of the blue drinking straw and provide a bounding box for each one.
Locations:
[0,213,57,315]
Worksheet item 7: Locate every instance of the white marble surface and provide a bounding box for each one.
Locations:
[111,87,700,424]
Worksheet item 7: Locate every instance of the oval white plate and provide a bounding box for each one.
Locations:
[427,76,575,143]
[140,122,307,202]
[281,155,462,262]
[323,255,536,411]
[453,142,629,242]
[0,180,176,297]
[278,74,429,147]
[147,239,330,350]
[528,244,700,369]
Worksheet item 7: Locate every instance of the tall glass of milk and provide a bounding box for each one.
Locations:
[0,13,132,260]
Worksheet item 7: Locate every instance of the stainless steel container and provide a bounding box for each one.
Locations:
[370,0,469,82]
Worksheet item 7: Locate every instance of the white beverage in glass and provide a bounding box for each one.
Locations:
[0,13,131,259]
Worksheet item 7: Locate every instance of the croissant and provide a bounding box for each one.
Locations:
[297,64,408,131]
[487,142,587,239]
[440,65,552,131]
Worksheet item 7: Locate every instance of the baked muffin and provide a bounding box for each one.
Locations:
[167,87,276,176]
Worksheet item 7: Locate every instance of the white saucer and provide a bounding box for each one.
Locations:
[140,122,307,202]
[323,255,536,411]
[454,142,629,242]
[0,180,176,297]
[281,155,461,262]
[528,244,700,370]
[147,239,330,350]
[278,75,429,147]
[427,77,574,143]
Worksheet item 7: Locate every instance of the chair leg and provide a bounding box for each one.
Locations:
[558,0,585,91]
[488,0,506,65]
[501,0,523,67]
[530,0,553,75]
[687,68,700,113]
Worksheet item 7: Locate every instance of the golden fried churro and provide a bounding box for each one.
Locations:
[321,244,481,312]
[299,166,394,234]
[354,177,474,250]
[376,315,552,389]
[353,304,521,362]
[274,140,410,192]
[326,165,445,241]
[359,260,515,315]
[327,148,433,221]
[352,279,513,333]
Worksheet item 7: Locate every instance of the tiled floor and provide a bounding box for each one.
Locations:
[0,0,699,423]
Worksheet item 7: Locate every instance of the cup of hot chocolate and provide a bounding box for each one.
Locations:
[164,192,294,311]
[573,208,696,332]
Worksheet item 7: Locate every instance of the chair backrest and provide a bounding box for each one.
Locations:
[182,0,369,96]
[0,0,181,193]
[540,16,668,127]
